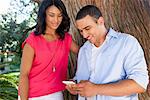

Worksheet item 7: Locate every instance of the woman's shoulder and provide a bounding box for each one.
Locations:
[28,32,36,38]
[22,32,36,49]
[65,32,71,36]
[27,32,42,41]
[64,32,72,39]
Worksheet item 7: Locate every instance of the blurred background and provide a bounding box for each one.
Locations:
[0,0,37,99]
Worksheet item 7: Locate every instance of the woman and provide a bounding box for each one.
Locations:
[18,0,79,100]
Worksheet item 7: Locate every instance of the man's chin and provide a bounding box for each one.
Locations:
[89,40,95,44]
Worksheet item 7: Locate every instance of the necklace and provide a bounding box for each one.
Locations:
[52,41,59,72]
[52,65,56,72]
[46,39,59,73]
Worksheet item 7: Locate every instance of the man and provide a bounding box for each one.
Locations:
[66,5,149,100]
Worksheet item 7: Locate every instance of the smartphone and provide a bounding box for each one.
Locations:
[62,81,76,85]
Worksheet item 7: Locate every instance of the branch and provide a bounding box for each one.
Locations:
[32,0,43,4]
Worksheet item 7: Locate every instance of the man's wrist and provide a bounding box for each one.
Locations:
[94,84,99,96]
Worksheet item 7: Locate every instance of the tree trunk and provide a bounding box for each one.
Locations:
[63,0,150,99]
[33,0,150,100]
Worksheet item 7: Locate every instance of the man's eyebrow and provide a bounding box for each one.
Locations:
[78,25,90,32]
[83,26,90,29]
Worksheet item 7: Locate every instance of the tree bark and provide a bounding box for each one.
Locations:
[33,0,150,100]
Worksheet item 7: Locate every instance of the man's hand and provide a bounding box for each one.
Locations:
[65,84,78,95]
[76,80,97,97]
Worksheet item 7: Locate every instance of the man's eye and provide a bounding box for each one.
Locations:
[80,30,83,33]
[85,28,90,30]
[78,30,82,33]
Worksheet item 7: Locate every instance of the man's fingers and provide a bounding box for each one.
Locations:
[79,80,87,83]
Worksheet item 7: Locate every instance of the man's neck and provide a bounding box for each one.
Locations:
[94,28,108,47]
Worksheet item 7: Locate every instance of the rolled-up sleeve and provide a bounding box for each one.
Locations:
[124,36,149,89]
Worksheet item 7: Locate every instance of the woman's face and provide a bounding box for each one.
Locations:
[45,5,63,30]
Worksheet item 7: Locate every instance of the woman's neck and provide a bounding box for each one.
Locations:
[45,27,56,35]
[43,29,59,41]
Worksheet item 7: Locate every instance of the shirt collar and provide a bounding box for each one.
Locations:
[83,28,118,49]
[107,28,119,38]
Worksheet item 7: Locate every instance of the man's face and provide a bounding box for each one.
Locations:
[76,15,103,45]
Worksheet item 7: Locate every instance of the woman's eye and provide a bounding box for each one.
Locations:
[58,14,62,17]
[47,14,62,18]
[48,14,54,17]
[47,13,55,17]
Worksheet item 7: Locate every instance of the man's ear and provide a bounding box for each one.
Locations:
[97,17,104,25]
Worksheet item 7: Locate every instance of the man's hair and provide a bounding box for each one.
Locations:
[76,5,102,20]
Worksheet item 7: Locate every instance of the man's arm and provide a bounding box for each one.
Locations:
[76,79,145,97]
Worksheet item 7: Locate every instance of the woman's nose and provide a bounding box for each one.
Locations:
[54,17,59,23]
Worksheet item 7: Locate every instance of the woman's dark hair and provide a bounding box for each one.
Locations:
[34,0,70,39]
[76,5,102,21]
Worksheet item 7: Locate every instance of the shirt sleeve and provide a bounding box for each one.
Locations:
[124,35,149,89]
[22,32,35,50]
